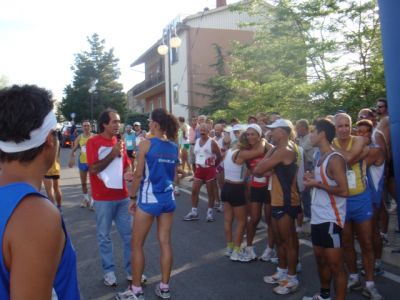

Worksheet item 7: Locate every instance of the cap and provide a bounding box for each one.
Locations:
[246,123,262,136]
[266,119,293,129]
[232,124,244,131]
[134,122,141,126]
[126,125,132,129]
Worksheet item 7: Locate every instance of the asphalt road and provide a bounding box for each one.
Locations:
[58,147,400,300]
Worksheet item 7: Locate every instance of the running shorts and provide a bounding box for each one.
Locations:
[221,182,246,207]
[311,222,343,248]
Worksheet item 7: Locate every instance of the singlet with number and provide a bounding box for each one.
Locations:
[194,137,216,168]
[223,149,246,182]
[366,144,385,204]
[79,134,91,163]
[0,183,80,299]
[333,137,366,196]
[311,152,346,227]
[124,133,135,151]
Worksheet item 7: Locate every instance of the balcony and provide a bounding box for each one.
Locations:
[131,72,165,98]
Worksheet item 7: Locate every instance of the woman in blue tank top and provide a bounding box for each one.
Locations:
[116,108,179,300]
[0,85,80,299]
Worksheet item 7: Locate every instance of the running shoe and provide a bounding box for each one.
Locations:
[259,247,276,262]
[244,246,257,261]
[347,276,363,291]
[80,199,89,208]
[230,249,252,262]
[263,271,287,284]
[273,279,299,295]
[206,212,215,222]
[183,211,199,221]
[116,288,145,300]
[224,246,233,257]
[362,284,383,300]
[104,271,117,286]
[302,294,330,300]
[216,202,224,213]
[155,284,171,299]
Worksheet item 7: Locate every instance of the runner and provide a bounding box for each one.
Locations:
[302,119,348,300]
[123,124,136,165]
[254,119,301,295]
[68,120,94,209]
[0,84,80,299]
[116,108,179,300]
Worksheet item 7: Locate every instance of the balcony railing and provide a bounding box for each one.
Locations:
[131,73,165,96]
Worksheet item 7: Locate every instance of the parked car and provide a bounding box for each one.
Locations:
[60,125,82,148]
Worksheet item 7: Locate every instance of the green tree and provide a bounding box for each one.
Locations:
[60,33,126,122]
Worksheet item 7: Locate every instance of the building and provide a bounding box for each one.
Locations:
[129,0,257,120]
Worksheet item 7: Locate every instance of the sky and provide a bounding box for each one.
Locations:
[0,0,241,101]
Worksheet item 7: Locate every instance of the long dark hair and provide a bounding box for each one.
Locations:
[151,108,179,141]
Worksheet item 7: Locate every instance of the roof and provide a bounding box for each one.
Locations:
[130,39,162,67]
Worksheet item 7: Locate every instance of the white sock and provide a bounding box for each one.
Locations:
[365,281,374,288]
[191,207,198,214]
[207,208,213,214]
[350,273,359,280]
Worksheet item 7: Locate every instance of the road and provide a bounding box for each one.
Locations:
[58,148,400,300]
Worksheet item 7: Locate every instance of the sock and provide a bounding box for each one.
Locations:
[207,208,213,214]
[191,207,198,214]
[84,193,89,201]
[287,274,298,283]
[277,267,288,275]
[320,288,330,299]
[233,246,241,253]
[131,284,142,293]
[365,281,374,289]
[349,273,359,281]
[160,282,169,290]
[227,242,234,249]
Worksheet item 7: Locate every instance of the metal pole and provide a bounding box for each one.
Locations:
[168,26,173,114]
[90,93,93,121]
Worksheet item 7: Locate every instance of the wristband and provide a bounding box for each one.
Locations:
[130,196,137,201]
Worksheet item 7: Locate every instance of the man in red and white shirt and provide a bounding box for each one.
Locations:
[86,109,134,287]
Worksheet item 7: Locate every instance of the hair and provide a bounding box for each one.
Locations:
[217,119,226,124]
[356,119,373,132]
[296,119,309,130]
[236,132,250,150]
[358,108,374,118]
[247,115,257,122]
[82,119,91,124]
[178,116,185,123]
[334,112,352,125]
[151,108,179,141]
[0,85,54,162]
[230,117,239,124]
[98,109,118,133]
[315,119,336,143]
[376,97,387,106]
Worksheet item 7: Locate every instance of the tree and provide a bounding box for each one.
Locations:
[60,33,127,122]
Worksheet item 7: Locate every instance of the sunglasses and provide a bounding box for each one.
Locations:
[358,115,369,120]
[376,105,386,109]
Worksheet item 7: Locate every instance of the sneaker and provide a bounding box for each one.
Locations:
[206,213,215,222]
[183,211,199,221]
[244,246,257,261]
[224,246,233,257]
[273,279,299,295]
[155,284,171,299]
[126,274,148,284]
[361,264,385,277]
[270,257,279,264]
[80,199,89,208]
[216,202,224,213]
[214,201,221,209]
[302,294,330,300]
[116,288,145,300]
[259,247,276,262]
[347,276,363,291]
[89,198,95,211]
[263,271,287,284]
[104,271,117,286]
[362,284,383,300]
[380,232,389,246]
[230,249,252,262]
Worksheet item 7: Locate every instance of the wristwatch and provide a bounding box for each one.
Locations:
[130,195,137,201]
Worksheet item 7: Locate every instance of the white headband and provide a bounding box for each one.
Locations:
[246,123,262,137]
[0,111,57,153]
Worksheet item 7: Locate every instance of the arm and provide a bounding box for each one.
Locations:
[374,131,388,160]
[334,136,367,165]
[237,140,268,161]
[88,140,123,174]
[5,196,64,299]
[129,139,151,214]
[253,148,288,177]
[304,155,349,197]
[211,139,222,166]
[68,135,81,168]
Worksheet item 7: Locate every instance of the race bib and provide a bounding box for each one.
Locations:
[136,137,142,146]
[268,178,272,190]
[81,145,86,153]
[126,140,133,147]
[347,170,357,189]
[196,154,206,165]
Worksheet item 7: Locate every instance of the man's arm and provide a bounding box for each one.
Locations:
[5,196,64,299]
[253,148,287,177]
[237,140,269,161]
[211,139,222,166]
[374,130,388,160]
[334,136,367,165]
[87,140,123,174]
[68,134,81,168]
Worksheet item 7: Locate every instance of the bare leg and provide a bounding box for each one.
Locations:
[43,178,55,204]
[246,202,262,246]
[157,212,174,284]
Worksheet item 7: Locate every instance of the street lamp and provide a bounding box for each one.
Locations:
[88,79,98,122]
[157,17,181,114]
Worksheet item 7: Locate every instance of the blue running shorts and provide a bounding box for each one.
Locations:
[345,189,373,223]
[78,161,89,172]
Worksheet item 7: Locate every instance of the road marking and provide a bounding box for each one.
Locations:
[180,186,400,284]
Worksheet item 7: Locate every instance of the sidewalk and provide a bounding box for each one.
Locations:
[179,176,400,268]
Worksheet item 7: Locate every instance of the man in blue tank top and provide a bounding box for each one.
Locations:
[0,85,80,299]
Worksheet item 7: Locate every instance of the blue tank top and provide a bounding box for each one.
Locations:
[139,138,179,204]
[0,183,80,300]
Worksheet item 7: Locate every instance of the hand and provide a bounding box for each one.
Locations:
[303,170,314,181]
[124,172,134,182]
[111,140,123,158]
[128,199,137,215]
[68,158,75,168]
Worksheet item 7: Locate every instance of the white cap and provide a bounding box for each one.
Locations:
[134,122,141,126]
[246,123,262,136]
[232,124,243,131]
[266,119,293,129]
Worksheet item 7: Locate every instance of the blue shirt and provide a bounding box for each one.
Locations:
[0,183,80,300]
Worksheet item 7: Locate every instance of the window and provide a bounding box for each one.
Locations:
[173,84,179,104]
[171,47,179,64]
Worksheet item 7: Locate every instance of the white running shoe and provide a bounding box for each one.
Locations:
[116,287,145,300]
[206,212,215,222]
[244,246,257,261]
[263,271,287,284]
[104,271,117,286]
[273,278,299,295]
[259,247,276,262]
[302,294,330,300]
[224,246,234,257]
[183,211,199,221]
[362,284,383,300]
[155,284,171,299]
[230,249,252,262]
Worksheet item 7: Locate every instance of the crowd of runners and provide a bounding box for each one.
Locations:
[0,84,397,300]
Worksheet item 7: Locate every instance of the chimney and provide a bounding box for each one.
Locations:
[216,0,227,8]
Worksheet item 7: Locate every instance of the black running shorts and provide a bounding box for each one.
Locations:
[221,182,246,207]
[311,222,343,249]
[271,205,300,220]
[250,187,271,204]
